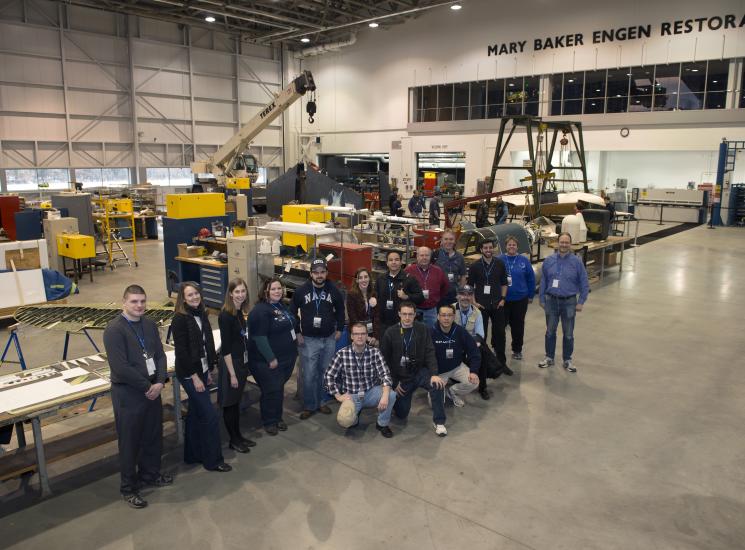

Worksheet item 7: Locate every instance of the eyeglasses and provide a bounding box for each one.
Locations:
[351,332,368,337]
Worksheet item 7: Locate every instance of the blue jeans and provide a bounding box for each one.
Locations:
[351,386,397,427]
[300,335,337,411]
[180,372,223,470]
[544,295,577,362]
[417,307,437,328]
[393,368,446,425]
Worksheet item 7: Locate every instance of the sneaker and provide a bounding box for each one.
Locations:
[433,423,448,437]
[537,357,555,368]
[123,493,148,509]
[563,360,577,373]
[276,421,288,431]
[512,352,523,360]
[142,474,173,487]
[265,424,279,436]
[376,423,394,438]
[447,388,465,408]
[229,440,251,453]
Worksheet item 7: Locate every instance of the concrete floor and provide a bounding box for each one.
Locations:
[2,225,744,550]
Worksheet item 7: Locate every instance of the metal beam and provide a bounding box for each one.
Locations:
[58,3,73,167]
[127,16,141,183]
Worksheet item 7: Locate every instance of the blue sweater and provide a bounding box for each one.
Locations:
[499,254,536,301]
[430,322,481,374]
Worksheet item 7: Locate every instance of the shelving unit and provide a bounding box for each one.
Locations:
[93,198,137,269]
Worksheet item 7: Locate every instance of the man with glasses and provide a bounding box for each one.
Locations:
[431,305,480,409]
[380,302,447,437]
[325,322,396,437]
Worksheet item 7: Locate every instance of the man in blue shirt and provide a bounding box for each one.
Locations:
[495,196,509,224]
[538,232,590,373]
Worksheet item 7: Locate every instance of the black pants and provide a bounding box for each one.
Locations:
[111,383,163,495]
[181,371,223,470]
[223,404,242,444]
[482,304,507,366]
[505,297,529,353]
[251,355,296,427]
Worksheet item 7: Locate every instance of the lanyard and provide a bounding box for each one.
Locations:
[123,315,147,355]
[505,255,518,276]
[482,257,495,281]
[271,302,291,324]
[417,265,431,288]
[312,284,325,316]
[400,325,413,356]
[459,307,470,327]
[353,347,367,370]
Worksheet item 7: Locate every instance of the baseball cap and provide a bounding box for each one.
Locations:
[457,284,474,295]
[337,399,358,428]
[311,258,327,271]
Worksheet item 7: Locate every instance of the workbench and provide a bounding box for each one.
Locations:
[174,256,228,308]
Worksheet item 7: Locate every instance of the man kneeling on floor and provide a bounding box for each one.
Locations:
[325,322,396,437]
[381,301,447,437]
[431,304,480,408]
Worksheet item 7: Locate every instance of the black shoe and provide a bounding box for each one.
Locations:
[502,365,514,376]
[299,410,314,420]
[123,493,148,509]
[376,423,394,438]
[265,424,279,436]
[276,420,288,431]
[318,405,332,414]
[240,437,258,447]
[209,463,232,472]
[229,440,251,454]
[479,388,491,400]
[142,473,173,487]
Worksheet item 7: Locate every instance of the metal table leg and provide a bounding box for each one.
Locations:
[171,377,183,444]
[15,421,26,447]
[31,417,52,497]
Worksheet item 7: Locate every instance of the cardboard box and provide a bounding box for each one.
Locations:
[177,243,205,257]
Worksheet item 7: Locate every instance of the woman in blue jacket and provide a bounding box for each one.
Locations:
[499,235,536,360]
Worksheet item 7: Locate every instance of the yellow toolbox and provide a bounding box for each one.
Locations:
[106,198,133,213]
[281,204,331,251]
[226,177,250,190]
[166,193,226,219]
[57,234,96,259]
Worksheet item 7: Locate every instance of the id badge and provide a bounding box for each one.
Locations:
[366,322,374,334]
[386,299,394,310]
[400,356,408,366]
[422,289,430,299]
[145,355,156,376]
[447,273,454,282]
[313,316,322,328]
[446,348,454,359]
[483,285,491,295]
[507,276,513,286]
[243,350,249,364]
[552,279,559,288]
[290,328,297,341]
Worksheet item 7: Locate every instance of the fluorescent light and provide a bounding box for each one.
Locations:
[691,68,699,72]
[450,3,462,9]
[205,15,216,22]
[567,79,574,83]
[368,22,379,28]
[712,80,718,83]
[595,88,601,92]
[300,37,310,43]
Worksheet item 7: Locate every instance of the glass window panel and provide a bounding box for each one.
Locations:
[505,102,522,115]
[705,91,726,110]
[169,167,193,187]
[102,168,129,187]
[6,169,37,191]
[628,95,652,112]
[584,98,604,114]
[551,99,562,115]
[76,168,103,188]
[606,70,630,98]
[524,102,539,116]
[551,75,563,102]
[563,72,583,100]
[438,84,453,109]
[606,96,629,113]
[470,81,487,106]
[678,92,704,110]
[524,76,540,103]
[37,168,69,190]
[470,105,485,119]
[487,80,504,105]
[563,99,583,115]
[414,109,424,123]
[423,109,437,122]
[453,83,469,107]
[487,104,503,118]
[411,87,421,110]
[681,61,706,93]
[146,167,170,186]
[453,106,469,120]
[438,107,453,121]
[584,70,606,98]
[421,86,437,110]
[706,60,728,92]
[653,64,680,110]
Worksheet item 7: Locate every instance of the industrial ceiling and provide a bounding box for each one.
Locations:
[56,0,463,48]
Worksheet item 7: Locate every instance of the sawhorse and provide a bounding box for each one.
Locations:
[62,328,101,412]
[1,325,27,371]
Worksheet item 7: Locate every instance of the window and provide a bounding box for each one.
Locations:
[606,70,630,113]
[584,70,606,114]
[470,81,486,119]
[505,78,524,115]
[679,61,706,110]
[550,75,563,115]
[653,64,680,111]
[524,76,540,116]
[421,86,437,122]
[437,84,453,121]
[486,79,504,118]
[706,60,728,109]
[6,168,69,191]
[453,83,470,120]
[146,167,193,186]
[562,72,583,115]
[75,168,130,188]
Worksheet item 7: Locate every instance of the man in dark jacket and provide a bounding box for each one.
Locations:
[380,302,447,437]
[103,284,171,509]
[376,250,424,337]
[292,258,345,419]
[408,190,425,217]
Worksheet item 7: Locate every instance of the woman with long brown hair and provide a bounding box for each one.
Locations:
[217,278,255,454]
[346,267,380,346]
[247,277,298,435]
[171,282,231,472]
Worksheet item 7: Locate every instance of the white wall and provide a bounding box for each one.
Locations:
[285,0,745,197]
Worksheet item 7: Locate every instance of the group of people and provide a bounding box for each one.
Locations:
[103,228,589,509]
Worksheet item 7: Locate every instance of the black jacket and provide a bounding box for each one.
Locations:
[103,315,167,392]
[375,270,424,326]
[218,310,248,369]
[171,309,217,378]
[380,321,437,386]
[291,280,345,338]
[467,256,508,308]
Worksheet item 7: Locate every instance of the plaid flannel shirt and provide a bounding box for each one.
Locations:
[324,345,392,395]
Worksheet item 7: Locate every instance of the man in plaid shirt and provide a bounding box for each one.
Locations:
[325,322,396,437]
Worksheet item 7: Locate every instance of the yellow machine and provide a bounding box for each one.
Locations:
[226,177,250,190]
[166,193,226,219]
[57,234,95,259]
[281,204,331,250]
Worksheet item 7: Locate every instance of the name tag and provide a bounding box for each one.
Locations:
[400,356,408,366]
[552,279,559,288]
[446,348,454,359]
[483,285,491,295]
[313,316,322,328]
[145,356,156,376]
[201,357,209,373]
[507,276,513,286]
[447,273,454,282]
[243,350,249,364]
[290,329,297,340]
[422,289,430,299]
[386,300,394,310]
[366,322,374,333]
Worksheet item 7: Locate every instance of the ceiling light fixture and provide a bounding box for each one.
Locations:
[205,15,216,22]
[368,22,379,28]
[450,3,462,9]
[300,37,310,43]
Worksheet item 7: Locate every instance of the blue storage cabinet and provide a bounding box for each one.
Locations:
[199,265,228,308]
[163,215,229,295]
[15,210,44,240]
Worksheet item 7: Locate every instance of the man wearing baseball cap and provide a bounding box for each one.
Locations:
[292,258,345,419]
[325,322,395,437]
